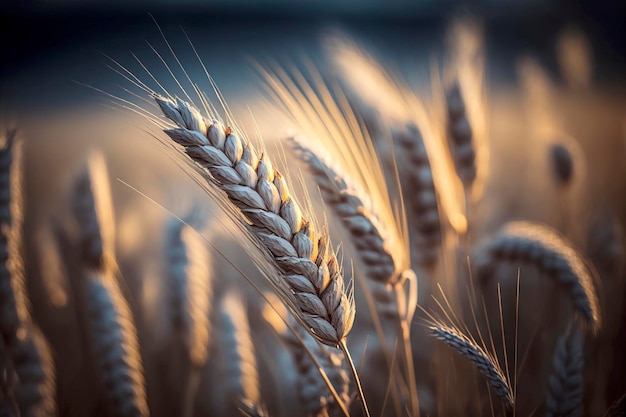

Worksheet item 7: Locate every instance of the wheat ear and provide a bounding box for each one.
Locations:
[445,81,476,188]
[11,323,57,417]
[290,138,405,317]
[474,221,601,332]
[71,153,149,417]
[0,129,31,344]
[0,131,57,416]
[431,324,514,409]
[219,289,267,417]
[164,215,212,368]
[85,270,149,417]
[549,142,574,187]
[393,122,442,268]
[545,324,584,417]
[154,94,355,348]
[284,322,350,417]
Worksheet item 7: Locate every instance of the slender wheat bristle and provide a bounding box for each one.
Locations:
[285,323,350,417]
[545,325,584,417]
[11,323,57,417]
[219,289,267,417]
[85,270,149,417]
[474,221,601,332]
[431,324,514,409]
[603,393,626,417]
[71,152,115,269]
[0,129,31,345]
[549,142,574,186]
[445,81,477,188]
[393,122,442,267]
[154,94,355,347]
[164,216,213,368]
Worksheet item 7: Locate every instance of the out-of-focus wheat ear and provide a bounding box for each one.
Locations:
[445,81,477,188]
[164,216,212,368]
[11,323,57,417]
[473,221,601,333]
[557,28,593,90]
[0,129,31,345]
[587,205,624,282]
[85,269,149,417]
[218,289,267,417]
[430,324,514,409]
[35,227,69,309]
[545,324,584,417]
[284,321,350,417]
[393,122,442,268]
[603,393,626,417]
[153,95,355,348]
[70,151,115,269]
[289,137,412,319]
[549,143,574,187]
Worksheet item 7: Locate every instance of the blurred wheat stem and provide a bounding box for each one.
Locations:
[152,94,370,417]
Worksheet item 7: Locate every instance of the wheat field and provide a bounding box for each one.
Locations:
[1,5,625,417]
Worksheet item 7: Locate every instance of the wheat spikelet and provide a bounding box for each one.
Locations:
[85,269,149,417]
[545,325,584,417]
[164,216,212,368]
[218,289,267,417]
[445,81,476,188]
[284,322,350,417]
[11,324,56,417]
[431,324,513,409]
[0,129,30,345]
[154,94,355,347]
[474,221,601,332]
[393,122,442,268]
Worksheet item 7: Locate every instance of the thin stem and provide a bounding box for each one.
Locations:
[400,319,420,416]
[340,338,371,417]
[182,368,201,417]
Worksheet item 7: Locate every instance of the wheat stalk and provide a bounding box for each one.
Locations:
[474,221,601,332]
[431,324,514,409]
[545,324,584,417]
[393,122,442,268]
[219,289,267,417]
